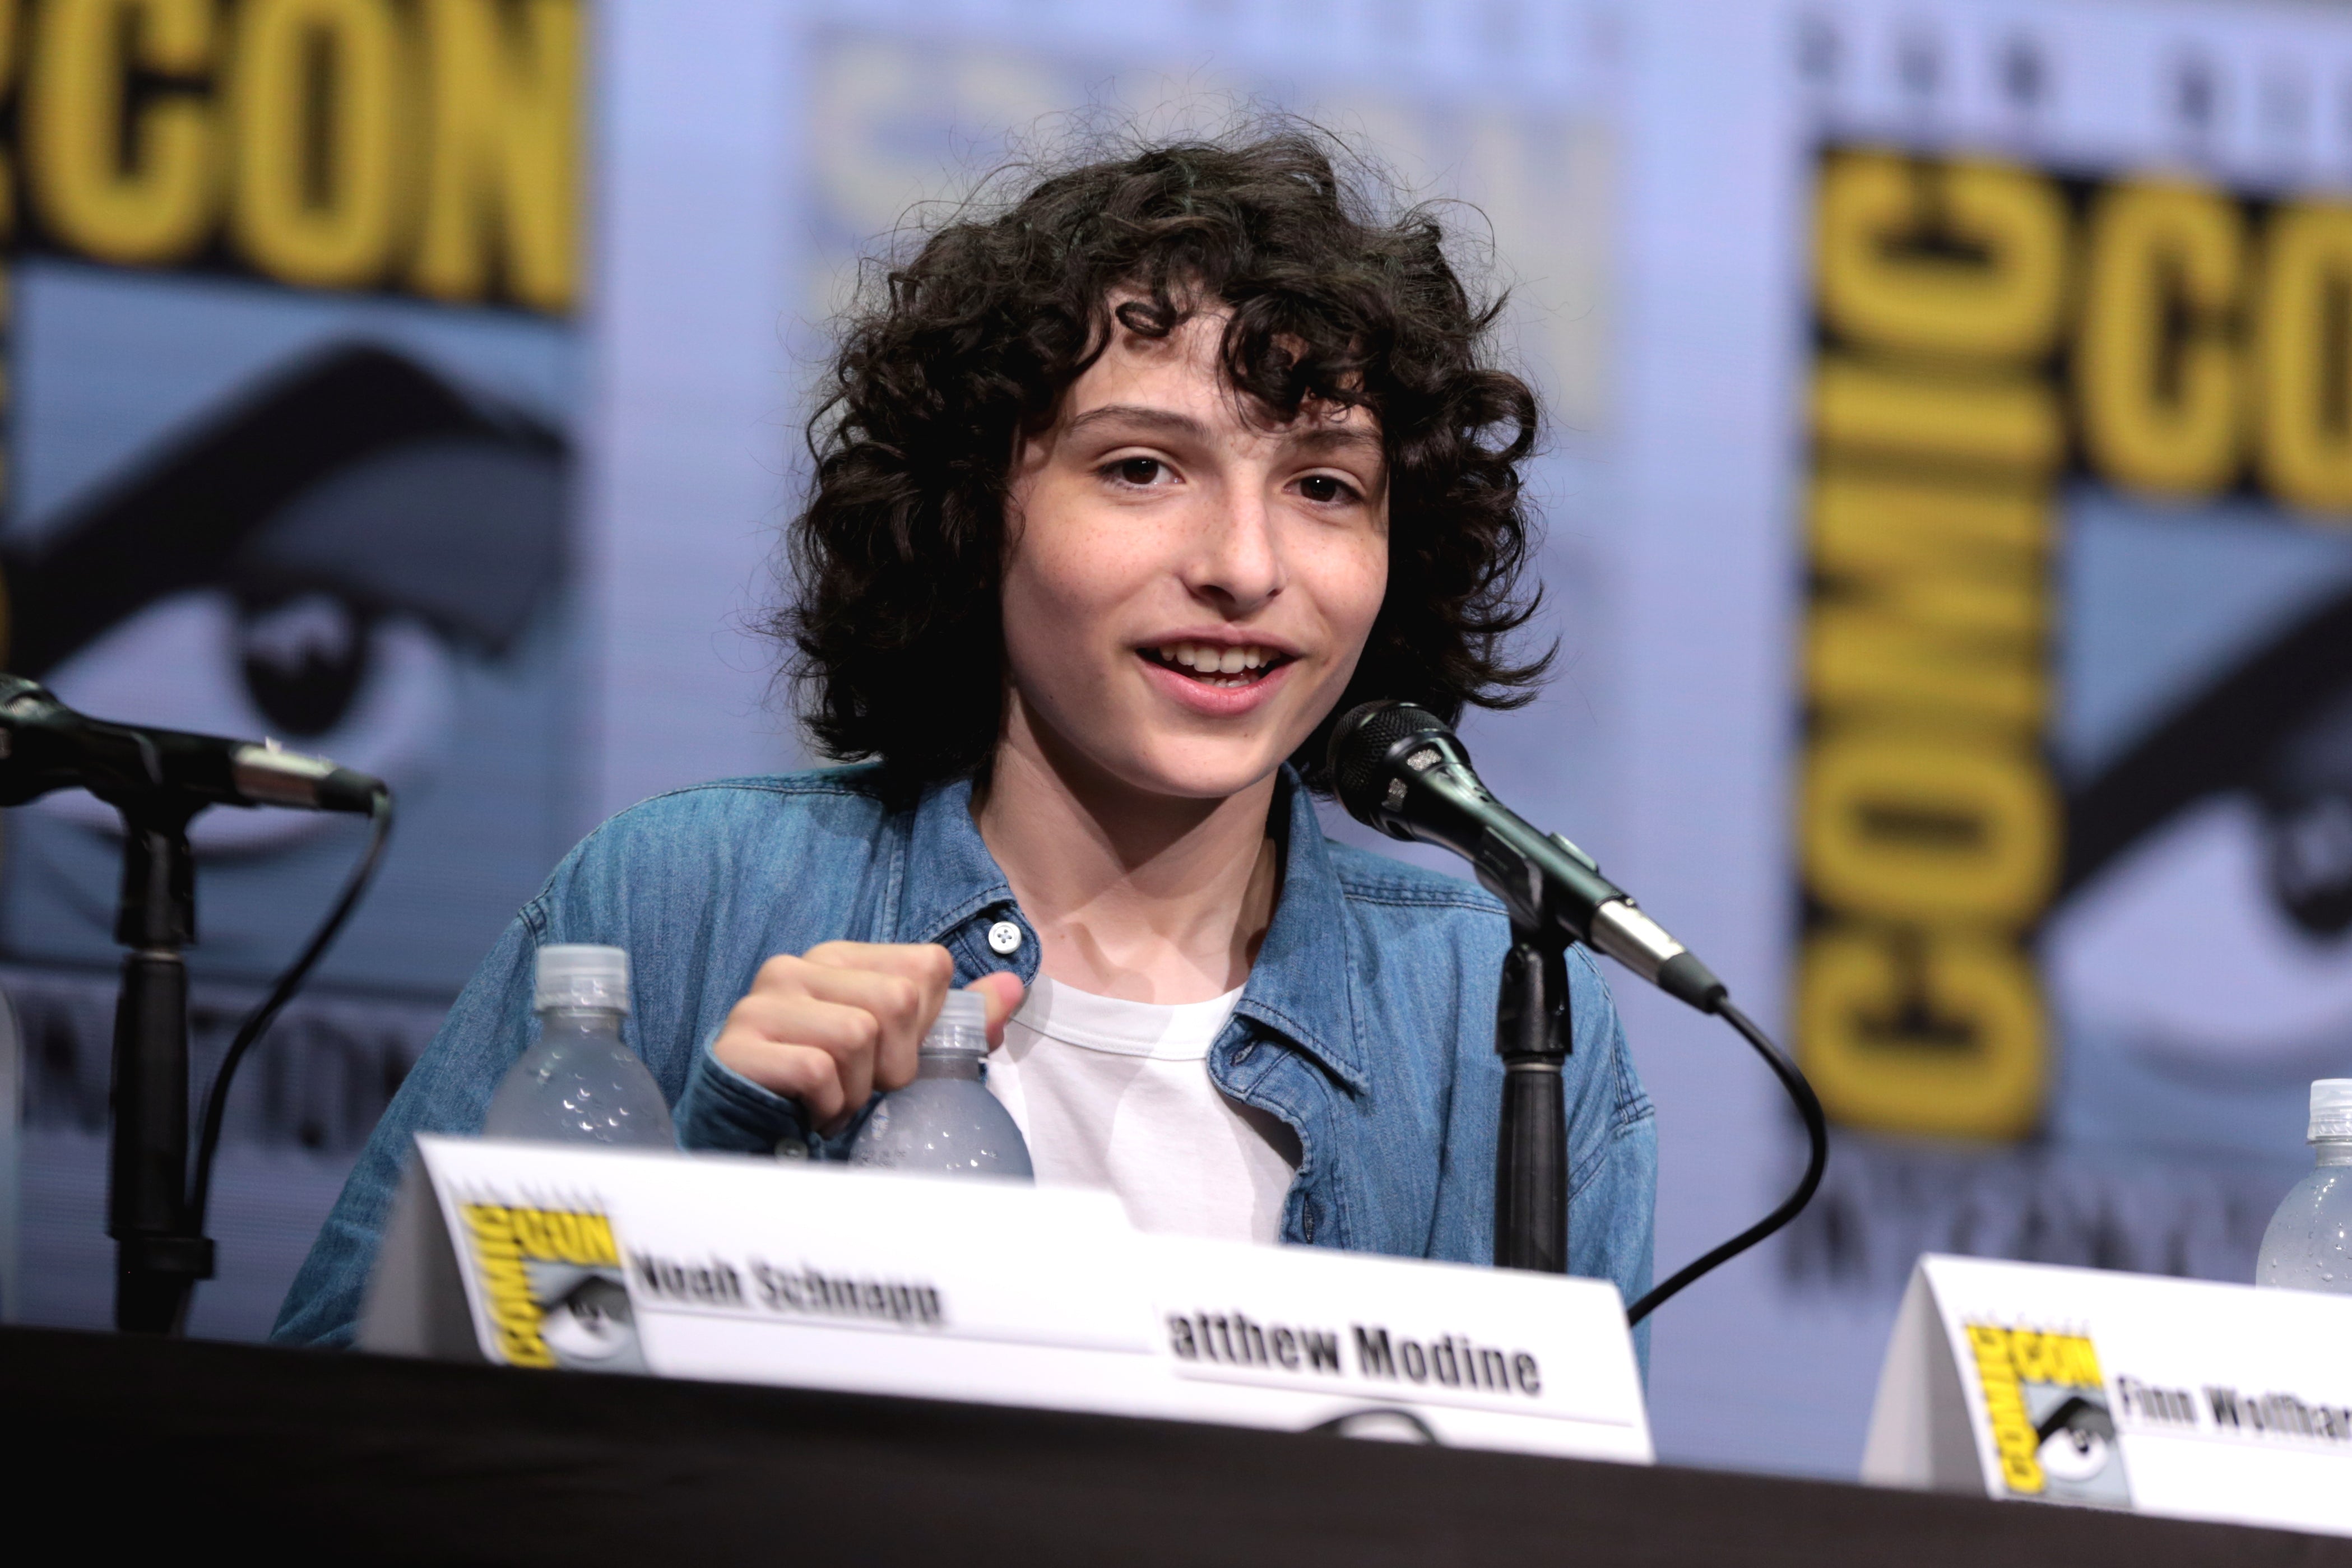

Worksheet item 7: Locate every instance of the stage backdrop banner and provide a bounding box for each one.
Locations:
[0,0,583,1337]
[1609,0,2352,1478]
[1768,0,2352,1327]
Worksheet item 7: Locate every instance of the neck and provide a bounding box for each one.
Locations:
[975,701,1280,1004]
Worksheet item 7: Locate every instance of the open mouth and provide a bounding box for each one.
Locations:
[1142,642,1296,690]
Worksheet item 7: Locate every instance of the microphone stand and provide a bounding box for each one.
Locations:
[108,798,215,1333]
[1493,917,1571,1273]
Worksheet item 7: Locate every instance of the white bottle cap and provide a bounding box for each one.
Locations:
[536,944,631,1014]
[926,988,989,1045]
[2311,1079,2352,1142]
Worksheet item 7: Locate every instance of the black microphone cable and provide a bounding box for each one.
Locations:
[1326,699,1831,1326]
[188,785,395,1235]
[1623,998,1826,1326]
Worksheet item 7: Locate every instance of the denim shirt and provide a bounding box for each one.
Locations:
[273,765,1657,1364]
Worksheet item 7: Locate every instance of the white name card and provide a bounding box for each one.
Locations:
[1863,1254,2352,1539]
[360,1135,1651,1464]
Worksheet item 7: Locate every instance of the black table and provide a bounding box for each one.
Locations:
[3,1326,2340,1565]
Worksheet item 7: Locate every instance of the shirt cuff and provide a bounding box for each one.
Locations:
[673,1028,814,1156]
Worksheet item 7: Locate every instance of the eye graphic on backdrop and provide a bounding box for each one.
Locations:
[2260,680,2352,938]
[27,593,456,853]
[240,593,374,739]
[0,343,564,855]
[2045,579,2352,1092]
[2268,790,2352,938]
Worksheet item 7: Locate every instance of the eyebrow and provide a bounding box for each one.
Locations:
[1288,424,1385,457]
[1065,404,1210,441]
[1065,402,1384,457]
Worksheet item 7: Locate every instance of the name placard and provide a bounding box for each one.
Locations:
[360,1135,1651,1463]
[1863,1254,2352,1538]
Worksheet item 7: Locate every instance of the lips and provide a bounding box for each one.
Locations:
[1143,640,1292,688]
[1135,641,1299,718]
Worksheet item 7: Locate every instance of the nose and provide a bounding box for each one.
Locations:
[1185,479,1285,614]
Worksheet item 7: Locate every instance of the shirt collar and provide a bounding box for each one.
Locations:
[900,772,1017,943]
[897,766,1366,1093]
[1235,769,1367,1092]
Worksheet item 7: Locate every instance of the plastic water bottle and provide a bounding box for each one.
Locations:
[847,990,1032,1179]
[483,944,675,1147]
[2256,1078,2352,1293]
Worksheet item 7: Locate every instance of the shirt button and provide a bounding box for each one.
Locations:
[986,920,1023,956]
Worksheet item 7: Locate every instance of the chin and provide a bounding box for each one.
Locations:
[1117,737,1295,801]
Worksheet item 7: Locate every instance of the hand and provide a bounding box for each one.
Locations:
[712,941,1024,1134]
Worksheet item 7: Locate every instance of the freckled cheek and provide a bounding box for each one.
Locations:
[1000,524,1162,683]
[1305,534,1390,666]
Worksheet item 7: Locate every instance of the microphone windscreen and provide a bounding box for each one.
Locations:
[1327,700,1455,824]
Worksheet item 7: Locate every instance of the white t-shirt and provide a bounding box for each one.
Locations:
[985,976,1301,1244]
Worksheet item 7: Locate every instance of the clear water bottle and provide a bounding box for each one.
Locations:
[483,944,675,1147]
[847,990,1032,1180]
[2256,1078,2352,1293]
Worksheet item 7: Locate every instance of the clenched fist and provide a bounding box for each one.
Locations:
[713,941,1024,1133]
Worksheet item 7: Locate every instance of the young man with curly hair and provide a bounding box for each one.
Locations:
[276,131,1657,1348]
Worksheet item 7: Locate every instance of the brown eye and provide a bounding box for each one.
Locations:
[1298,475,1350,503]
[1117,458,1163,485]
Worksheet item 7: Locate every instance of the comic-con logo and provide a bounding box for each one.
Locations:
[460,1200,643,1372]
[1965,1322,2131,1506]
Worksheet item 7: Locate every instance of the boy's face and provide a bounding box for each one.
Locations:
[1000,304,1389,803]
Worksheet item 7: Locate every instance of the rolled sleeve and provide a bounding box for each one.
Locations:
[674,1027,814,1154]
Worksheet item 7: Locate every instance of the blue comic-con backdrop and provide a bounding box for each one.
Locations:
[1672,0,2352,1481]
[1782,2,2352,1306]
[0,0,581,1337]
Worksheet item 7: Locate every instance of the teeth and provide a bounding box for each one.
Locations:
[1153,642,1277,675]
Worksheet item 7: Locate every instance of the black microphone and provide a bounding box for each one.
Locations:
[1329,700,1725,1012]
[0,674,383,816]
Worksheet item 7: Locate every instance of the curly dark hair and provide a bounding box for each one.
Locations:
[783,126,1551,799]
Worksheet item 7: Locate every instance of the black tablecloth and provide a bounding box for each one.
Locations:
[2,1326,2339,1566]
